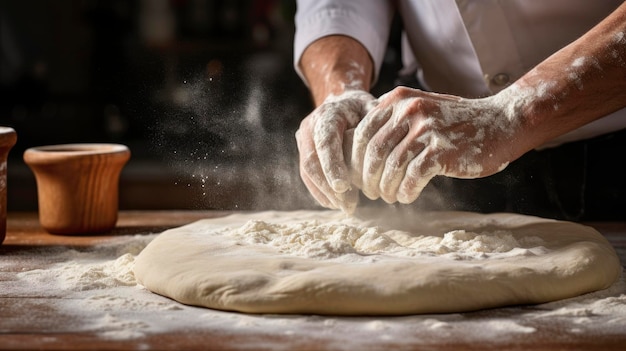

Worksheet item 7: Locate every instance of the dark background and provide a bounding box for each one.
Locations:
[0,0,401,212]
[1,0,624,220]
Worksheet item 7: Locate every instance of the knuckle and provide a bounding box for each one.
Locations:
[404,98,428,116]
[405,156,431,179]
[386,86,412,100]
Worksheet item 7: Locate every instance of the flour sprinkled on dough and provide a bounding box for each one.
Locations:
[226,219,546,262]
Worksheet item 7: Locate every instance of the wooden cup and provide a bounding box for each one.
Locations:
[0,127,17,244]
[23,144,130,235]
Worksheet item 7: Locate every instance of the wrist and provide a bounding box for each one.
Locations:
[322,89,374,104]
[482,84,541,160]
[494,78,583,153]
[300,35,374,106]
[311,64,372,106]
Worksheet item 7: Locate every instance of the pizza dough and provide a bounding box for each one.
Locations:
[133,210,621,315]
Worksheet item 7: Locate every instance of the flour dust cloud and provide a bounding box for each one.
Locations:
[149,54,313,210]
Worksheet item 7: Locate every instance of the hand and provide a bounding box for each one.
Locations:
[295,90,376,213]
[350,87,520,204]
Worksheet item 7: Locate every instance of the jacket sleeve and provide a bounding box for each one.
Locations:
[294,0,395,86]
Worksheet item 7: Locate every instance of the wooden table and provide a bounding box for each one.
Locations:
[1,211,625,350]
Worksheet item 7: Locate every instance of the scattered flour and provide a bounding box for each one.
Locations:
[226,219,546,261]
[3,232,625,348]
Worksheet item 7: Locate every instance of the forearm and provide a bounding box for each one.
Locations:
[505,2,626,156]
[299,35,374,106]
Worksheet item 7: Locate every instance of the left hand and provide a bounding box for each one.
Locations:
[295,90,377,214]
[350,86,519,204]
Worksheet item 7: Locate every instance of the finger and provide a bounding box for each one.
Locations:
[296,129,338,209]
[364,113,411,200]
[361,117,410,200]
[351,105,393,189]
[300,166,337,209]
[396,149,442,204]
[303,152,359,212]
[336,187,359,215]
[336,129,360,213]
[363,97,379,114]
[379,137,424,203]
[343,128,355,166]
[297,136,354,211]
[313,105,353,193]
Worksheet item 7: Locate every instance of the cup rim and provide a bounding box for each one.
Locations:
[0,127,16,134]
[25,143,129,155]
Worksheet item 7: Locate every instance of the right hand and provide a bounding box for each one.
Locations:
[295,90,376,214]
[350,87,518,205]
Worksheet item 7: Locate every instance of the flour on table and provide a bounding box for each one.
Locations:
[4,214,625,347]
[133,210,622,315]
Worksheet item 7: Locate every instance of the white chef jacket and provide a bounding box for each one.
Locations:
[294,0,626,147]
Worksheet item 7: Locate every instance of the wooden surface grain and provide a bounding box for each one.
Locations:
[1,211,625,351]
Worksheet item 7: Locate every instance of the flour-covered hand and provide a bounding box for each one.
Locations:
[351,87,521,204]
[296,90,376,213]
